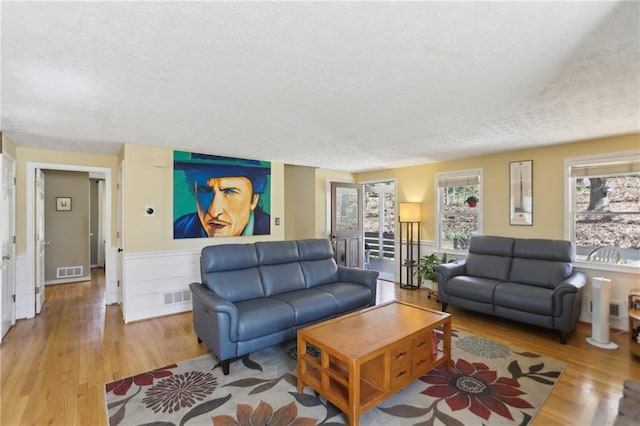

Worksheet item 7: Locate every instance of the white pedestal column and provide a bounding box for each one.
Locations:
[586,277,618,349]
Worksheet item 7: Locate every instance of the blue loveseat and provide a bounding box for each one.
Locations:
[189,238,379,374]
[435,236,586,343]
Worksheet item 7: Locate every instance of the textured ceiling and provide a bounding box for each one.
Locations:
[2,1,639,172]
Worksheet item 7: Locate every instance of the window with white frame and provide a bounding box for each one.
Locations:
[436,170,482,252]
[566,153,640,266]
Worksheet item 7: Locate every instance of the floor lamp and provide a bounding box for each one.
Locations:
[399,202,421,290]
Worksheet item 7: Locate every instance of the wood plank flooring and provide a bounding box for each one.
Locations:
[1,269,637,425]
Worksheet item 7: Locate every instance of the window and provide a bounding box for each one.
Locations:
[436,169,482,252]
[566,153,640,266]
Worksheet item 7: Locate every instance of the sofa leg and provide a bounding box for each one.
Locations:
[560,331,568,344]
[441,303,448,312]
[221,360,230,375]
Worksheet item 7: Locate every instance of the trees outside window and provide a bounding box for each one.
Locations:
[568,154,640,266]
[364,182,395,259]
[436,170,482,252]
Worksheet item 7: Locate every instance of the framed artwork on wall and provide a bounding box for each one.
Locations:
[56,197,72,211]
[173,151,272,239]
[510,160,533,225]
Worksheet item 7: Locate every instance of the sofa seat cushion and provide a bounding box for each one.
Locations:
[315,282,373,312]
[235,298,295,340]
[446,276,500,303]
[271,289,339,325]
[494,282,553,315]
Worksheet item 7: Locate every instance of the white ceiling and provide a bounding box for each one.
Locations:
[2,1,639,172]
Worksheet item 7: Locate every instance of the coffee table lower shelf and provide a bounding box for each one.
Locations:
[299,354,387,413]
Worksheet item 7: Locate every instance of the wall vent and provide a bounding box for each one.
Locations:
[56,266,84,279]
[164,290,192,305]
[587,298,622,319]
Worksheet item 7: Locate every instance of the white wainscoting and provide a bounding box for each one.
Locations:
[122,249,201,323]
[576,266,640,331]
[15,253,31,319]
[105,247,119,305]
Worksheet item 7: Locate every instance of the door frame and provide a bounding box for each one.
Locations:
[90,178,106,268]
[34,169,45,314]
[24,162,113,318]
[116,161,124,306]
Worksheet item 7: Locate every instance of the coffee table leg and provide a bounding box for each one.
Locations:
[348,360,359,426]
[297,336,305,394]
[443,320,452,373]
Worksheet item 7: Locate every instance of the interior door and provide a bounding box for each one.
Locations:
[330,182,363,268]
[35,169,46,314]
[1,154,16,340]
[116,162,124,304]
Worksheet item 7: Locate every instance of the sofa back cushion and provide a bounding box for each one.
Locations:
[297,239,340,287]
[200,244,264,302]
[469,236,515,256]
[465,236,515,281]
[512,238,574,262]
[509,239,574,288]
[256,241,306,296]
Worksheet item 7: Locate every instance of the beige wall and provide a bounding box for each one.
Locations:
[122,144,286,253]
[14,147,119,253]
[44,170,90,282]
[284,165,317,239]
[9,133,639,254]
[355,133,640,241]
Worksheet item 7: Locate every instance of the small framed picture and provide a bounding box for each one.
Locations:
[56,197,72,211]
[509,160,533,226]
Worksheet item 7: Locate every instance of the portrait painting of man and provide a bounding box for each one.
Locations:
[173,151,271,239]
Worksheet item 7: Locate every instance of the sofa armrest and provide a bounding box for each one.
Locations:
[189,282,240,342]
[435,261,467,300]
[338,266,379,306]
[551,271,587,320]
[557,271,587,291]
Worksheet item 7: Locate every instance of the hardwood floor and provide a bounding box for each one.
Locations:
[1,269,637,425]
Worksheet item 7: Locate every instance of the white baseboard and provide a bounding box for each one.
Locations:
[45,276,91,285]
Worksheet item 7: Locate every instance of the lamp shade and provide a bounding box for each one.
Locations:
[399,202,421,222]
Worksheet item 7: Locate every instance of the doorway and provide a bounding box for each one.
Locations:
[42,170,101,288]
[363,181,396,281]
[23,162,113,319]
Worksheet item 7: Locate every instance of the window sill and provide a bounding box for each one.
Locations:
[574,260,640,274]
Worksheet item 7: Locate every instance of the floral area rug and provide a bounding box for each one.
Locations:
[105,330,566,425]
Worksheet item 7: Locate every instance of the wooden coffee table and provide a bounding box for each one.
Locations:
[297,301,451,426]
